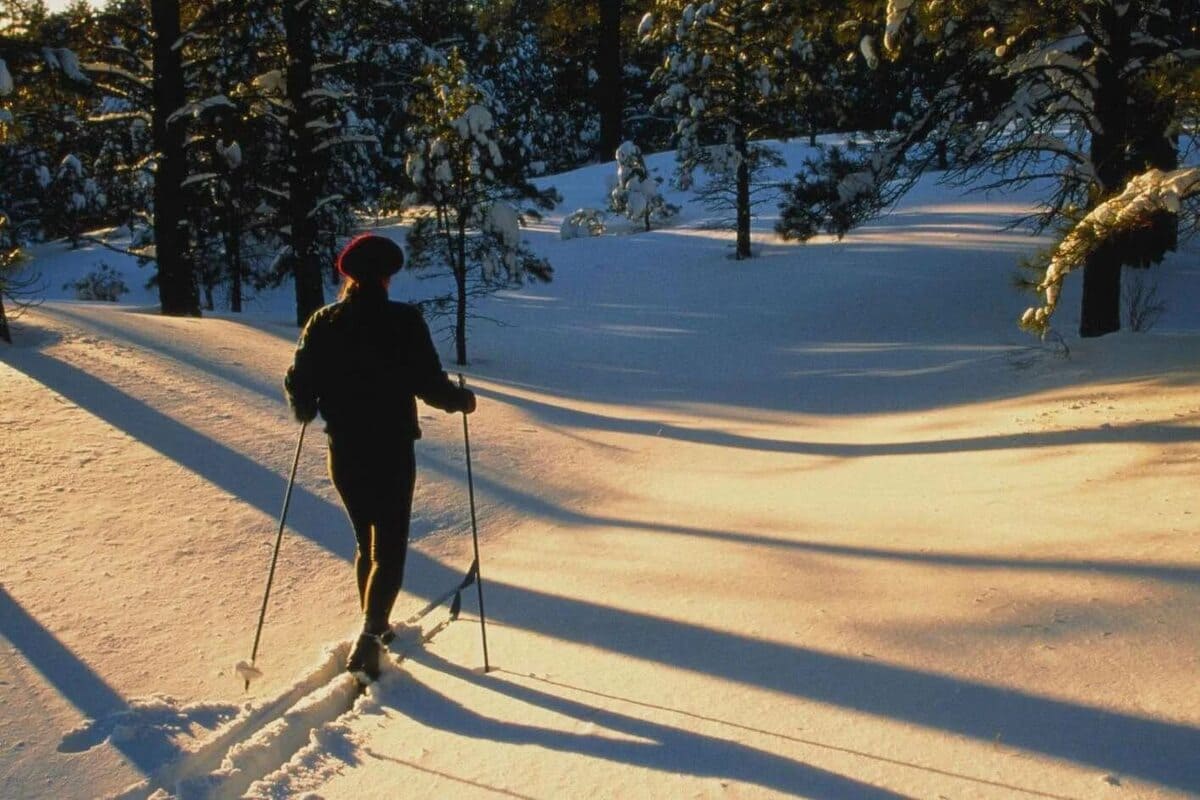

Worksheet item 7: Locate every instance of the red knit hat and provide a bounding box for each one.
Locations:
[336,234,405,281]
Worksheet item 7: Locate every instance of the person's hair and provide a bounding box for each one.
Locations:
[338,276,388,303]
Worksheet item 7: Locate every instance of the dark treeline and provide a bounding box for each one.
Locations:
[2,1,1196,342]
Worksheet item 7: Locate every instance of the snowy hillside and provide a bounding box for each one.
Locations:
[2,142,1199,799]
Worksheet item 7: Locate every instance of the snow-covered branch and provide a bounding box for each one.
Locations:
[1021,167,1200,334]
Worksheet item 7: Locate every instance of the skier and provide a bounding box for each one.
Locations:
[284,234,476,682]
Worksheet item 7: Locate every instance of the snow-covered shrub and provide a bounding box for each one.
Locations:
[560,208,607,240]
[609,141,676,231]
[64,264,128,302]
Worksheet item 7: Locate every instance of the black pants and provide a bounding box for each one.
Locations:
[328,434,417,633]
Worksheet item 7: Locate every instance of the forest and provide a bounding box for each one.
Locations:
[2,0,1198,348]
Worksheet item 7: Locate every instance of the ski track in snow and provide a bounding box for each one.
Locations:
[100,625,445,799]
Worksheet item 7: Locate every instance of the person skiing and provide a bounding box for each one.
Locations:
[284,233,476,682]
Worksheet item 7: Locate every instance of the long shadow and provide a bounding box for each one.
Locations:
[383,649,910,800]
[4,347,350,557]
[495,670,1078,800]
[1,347,467,605]
[9,346,1200,791]
[477,384,1200,457]
[0,586,180,775]
[39,303,286,402]
[418,449,1200,587]
[466,581,1200,794]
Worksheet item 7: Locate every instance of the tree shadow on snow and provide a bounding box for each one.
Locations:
[379,648,910,800]
[417,448,1200,588]
[462,579,1200,794]
[0,587,183,775]
[475,383,1200,459]
[8,322,1199,793]
[0,345,472,618]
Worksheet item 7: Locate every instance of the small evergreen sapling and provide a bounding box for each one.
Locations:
[403,53,557,365]
[560,208,607,240]
[609,141,676,231]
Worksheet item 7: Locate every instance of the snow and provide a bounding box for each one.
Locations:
[52,48,89,85]
[637,13,654,40]
[2,140,1200,799]
[860,35,879,69]
[884,0,917,51]
[251,70,285,95]
[219,141,242,169]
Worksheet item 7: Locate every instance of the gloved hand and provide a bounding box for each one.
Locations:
[460,388,477,414]
[292,398,318,423]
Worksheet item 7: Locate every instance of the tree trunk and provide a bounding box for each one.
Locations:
[1079,1,1177,336]
[229,225,243,313]
[454,217,468,366]
[1081,4,1129,337]
[596,0,623,159]
[150,0,199,317]
[734,126,751,260]
[1079,246,1122,337]
[0,295,11,344]
[283,0,325,327]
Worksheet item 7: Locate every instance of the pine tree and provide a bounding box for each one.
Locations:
[183,0,285,312]
[780,0,1200,338]
[403,51,557,365]
[47,153,105,246]
[1,1,93,245]
[609,140,676,230]
[643,1,806,259]
[0,215,38,344]
[148,0,198,315]
[0,0,89,340]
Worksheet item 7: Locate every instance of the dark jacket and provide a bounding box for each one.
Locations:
[284,293,470,440]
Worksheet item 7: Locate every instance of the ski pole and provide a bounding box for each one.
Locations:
[459,374,490,672]
[243,421,308,690]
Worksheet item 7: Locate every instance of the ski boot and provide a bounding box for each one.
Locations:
[347,632,385,684]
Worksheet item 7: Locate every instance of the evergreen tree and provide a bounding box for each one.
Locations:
[597,0,624,158]
[0,215,41,343]
[47,153,105,246]
[77,0,199,314]
[0,0,89,339]
[403,51,557,365]
[780,0,1200,338]
[643,1,807,259]
[148,0,198,315]
[609,140,676,230]
[1,0,92,245]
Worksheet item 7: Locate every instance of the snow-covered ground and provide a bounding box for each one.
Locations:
[2,143,1199,799]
